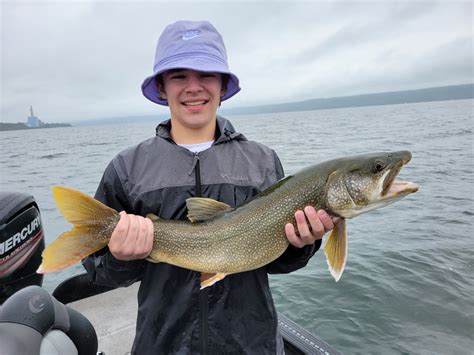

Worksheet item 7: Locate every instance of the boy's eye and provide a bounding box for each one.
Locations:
[201,73,217,78]
[170,74,186,80]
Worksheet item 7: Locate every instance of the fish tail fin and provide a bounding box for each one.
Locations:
[37,186,120,274]
[323,220,348,282]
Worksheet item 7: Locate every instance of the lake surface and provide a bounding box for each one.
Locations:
[1,99,473,354]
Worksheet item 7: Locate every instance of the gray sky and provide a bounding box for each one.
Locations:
[1,0,472,123]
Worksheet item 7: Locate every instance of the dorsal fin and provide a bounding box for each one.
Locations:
[186,198,232,222]
[255,175,293,198]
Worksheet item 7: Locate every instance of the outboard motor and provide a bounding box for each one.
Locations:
[0,191,45,304]
[0,285,98,354]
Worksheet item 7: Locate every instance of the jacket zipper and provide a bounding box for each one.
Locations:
[194,153,208,355]
[194,153,202,197]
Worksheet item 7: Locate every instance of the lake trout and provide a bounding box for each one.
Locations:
[37,151,418,288]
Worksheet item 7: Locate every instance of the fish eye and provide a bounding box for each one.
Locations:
[373,159,386,172]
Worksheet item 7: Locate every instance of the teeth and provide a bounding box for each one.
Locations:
[184,101,206,106]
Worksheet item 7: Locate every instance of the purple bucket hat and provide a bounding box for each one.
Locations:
[141,20,241,106]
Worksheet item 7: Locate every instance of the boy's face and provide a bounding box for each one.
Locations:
[159,69,225,132]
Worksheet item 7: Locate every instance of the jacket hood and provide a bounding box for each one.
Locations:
[155,115,247,144]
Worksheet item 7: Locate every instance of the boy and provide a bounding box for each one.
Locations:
[83,20,334,354]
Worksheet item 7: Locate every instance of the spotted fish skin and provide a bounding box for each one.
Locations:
[38,151,418,285]
[147,173,325,273]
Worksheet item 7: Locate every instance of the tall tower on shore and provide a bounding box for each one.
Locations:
[26,106,41,128]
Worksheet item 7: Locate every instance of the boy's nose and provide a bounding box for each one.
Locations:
[185,74,203,93]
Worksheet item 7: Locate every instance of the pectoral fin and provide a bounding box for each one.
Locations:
[200,272,227,289]
[323,220,347,282]
[186,198,232,222]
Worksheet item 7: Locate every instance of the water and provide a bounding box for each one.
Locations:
[1,99,473,353]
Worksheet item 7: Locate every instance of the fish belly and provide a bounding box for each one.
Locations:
[149,217,290,274]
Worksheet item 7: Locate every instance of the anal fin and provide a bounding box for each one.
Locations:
[200,272,227,289]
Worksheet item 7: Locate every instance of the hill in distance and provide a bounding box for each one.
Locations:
[76,83,473,126]
[222,83,473,116]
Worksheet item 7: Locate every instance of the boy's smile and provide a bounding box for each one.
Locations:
[159,69,224,135]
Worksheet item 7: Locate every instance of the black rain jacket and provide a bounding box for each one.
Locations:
[83,116,321,354]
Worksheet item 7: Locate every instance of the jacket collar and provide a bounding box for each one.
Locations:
[155,115,247,144]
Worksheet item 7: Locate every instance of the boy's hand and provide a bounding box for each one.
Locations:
[108,212,154,260]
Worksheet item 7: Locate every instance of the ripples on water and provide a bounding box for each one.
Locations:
[1,99,473,353]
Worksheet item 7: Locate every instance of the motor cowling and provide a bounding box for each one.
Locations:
[0,191,45,304]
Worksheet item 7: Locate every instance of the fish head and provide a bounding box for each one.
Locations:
[325,150,418,218]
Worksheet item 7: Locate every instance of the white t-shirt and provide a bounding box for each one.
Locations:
[178,140,214,153]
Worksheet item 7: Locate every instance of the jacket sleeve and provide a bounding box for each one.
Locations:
[81,160,146,288]
[266,151,321,274]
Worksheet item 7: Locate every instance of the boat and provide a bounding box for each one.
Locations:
[0,191,340,354]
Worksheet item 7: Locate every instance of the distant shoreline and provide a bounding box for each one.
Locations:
[75,83,473,126]
[2,84,472,128]
[221,83,474,117]
[0,122,72,132]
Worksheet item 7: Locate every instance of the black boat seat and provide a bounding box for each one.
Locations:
[0,285,98,355]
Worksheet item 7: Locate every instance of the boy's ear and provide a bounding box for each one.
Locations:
[155,77,167,99]
[157,84,167,100]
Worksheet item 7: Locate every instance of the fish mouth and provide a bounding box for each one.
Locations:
[381,157,418,198]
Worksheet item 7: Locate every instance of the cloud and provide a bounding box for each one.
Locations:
[0,0,472,123]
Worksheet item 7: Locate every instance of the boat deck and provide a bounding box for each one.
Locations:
[68,280,340,354]
[69,283,139,354]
